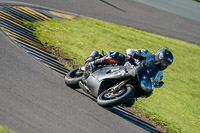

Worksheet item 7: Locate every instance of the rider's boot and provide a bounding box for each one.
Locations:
[82,51,99,84]
[82,62,95,83]
[86,51,99,62]
[82,71,88,84]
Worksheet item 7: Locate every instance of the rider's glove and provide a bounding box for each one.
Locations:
[154,81,164,88]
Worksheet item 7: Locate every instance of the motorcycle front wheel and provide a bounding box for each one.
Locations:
[97,84,134,108]
[65,66,83,89]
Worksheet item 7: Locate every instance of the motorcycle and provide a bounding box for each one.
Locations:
[65,59,164,108]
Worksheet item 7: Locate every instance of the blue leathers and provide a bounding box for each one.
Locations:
[126,49,165,88]
[126,49,155,65]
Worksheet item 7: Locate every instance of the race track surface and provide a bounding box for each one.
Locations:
[1,0,200,45]
[0,0,200,133]
[0,32,148,133]
[136,0,200,22]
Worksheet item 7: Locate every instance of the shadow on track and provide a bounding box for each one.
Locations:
[99,0,126,12]
[75,89,161,133]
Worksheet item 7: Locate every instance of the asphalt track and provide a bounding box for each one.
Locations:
[0,0,200,133]
[136,0,200,22]
[0,31,149,133]
[1,0,200,45]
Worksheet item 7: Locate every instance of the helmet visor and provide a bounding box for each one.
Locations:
[160,59,170,70]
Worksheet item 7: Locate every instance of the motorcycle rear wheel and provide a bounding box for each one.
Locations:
[97,84,134,108]
[65,66,83,89]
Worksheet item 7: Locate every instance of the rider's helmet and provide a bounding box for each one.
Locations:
[155,48,174,70]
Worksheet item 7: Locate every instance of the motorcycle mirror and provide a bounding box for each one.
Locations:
[102,50,105,55]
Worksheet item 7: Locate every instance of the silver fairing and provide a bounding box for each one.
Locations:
[139,70,163,93]
[86,65,130,97]
[140,73,154,93]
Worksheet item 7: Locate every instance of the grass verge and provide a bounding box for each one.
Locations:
[32,17,200,133]
[0,126,14,133]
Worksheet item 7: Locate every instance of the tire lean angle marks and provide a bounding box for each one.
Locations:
[0,4,161,133]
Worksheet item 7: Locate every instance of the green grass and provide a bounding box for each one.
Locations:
[33,17,200,133]
[0,126,14,133]
[194,0,200,2]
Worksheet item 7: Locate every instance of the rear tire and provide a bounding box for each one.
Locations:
[97,84,134,108]
[65,66,82,89]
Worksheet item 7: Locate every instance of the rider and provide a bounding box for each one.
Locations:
[84,48,174,72]
[83,48,174,106]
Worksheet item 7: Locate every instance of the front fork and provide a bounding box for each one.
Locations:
[112,78,131,93]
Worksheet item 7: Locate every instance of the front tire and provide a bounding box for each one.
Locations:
[65,66,82,89]
[97,84,134,108]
